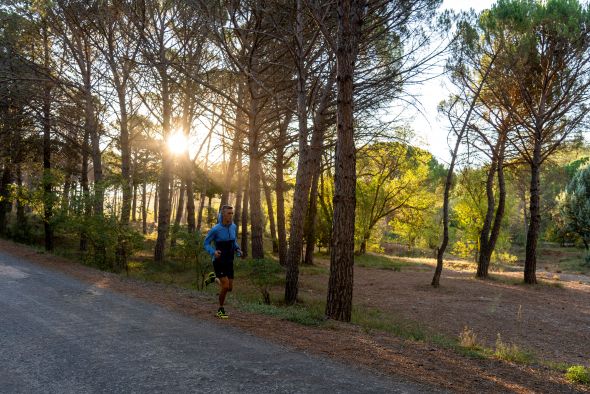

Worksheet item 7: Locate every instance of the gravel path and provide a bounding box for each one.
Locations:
[0,250,431,394]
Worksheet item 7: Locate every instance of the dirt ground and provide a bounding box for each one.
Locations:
[2,238,589,394]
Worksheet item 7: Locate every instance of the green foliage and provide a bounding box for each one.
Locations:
[56,213,143,271]
[557,163,590,264]
[565,365,590,384]
[494,334,535,364]
[239,258,284,304]
[238,302,324,326]
[450,167,515,261]
[355,141,438,253]
[354,253,409,271]
[168,228,212,289]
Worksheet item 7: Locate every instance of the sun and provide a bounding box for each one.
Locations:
[167,132,188,155]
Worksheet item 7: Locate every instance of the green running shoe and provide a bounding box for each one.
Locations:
[216,307,229,319]
[204,272,216,286]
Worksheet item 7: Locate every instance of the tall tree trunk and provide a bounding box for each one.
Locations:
[285,0,310,303]
[304,161,321,265]
[153,186,158,223]
[170,180,185,247]
[220,134,240,208]
[247,77,264,259]
[0,163,12,237]
[42,41,53,251]
[207,196,213,226]
[185,166,196,232]
[431,52,498,287]
[262,172,278,253]
[241,179,249,256]
[62,170,71,213]
[477,135,507,278]
[234,150,243,231]
[16,163,26,230]
[524,141,542,284]
[197,192,206,230]
[80,130,90,251]
[220,84,245,208]
[132,182,137,222]
[196,131,212,231]
[476,158,498,278]
[142,179,147,235]
[285,70,334,301]
[154,68,173,263]
[118,89,131,225]
[181,81,196,232]
[325,0,364,322]
[275,118,290,266]
[487,155,506,268]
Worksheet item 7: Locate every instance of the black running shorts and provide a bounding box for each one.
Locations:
[213,258,234,279]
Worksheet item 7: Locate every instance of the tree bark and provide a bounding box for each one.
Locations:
[325,0,364,322]
[241,179,249,256]
[132,182,137,222]
[142,179,147,235]
[304,168,321,265]
[153,186,158,223]
[524,141,542,284]
[284,0,311,303]
[247,79,264,259]
[154,68,173,262]
[80,130,90,251]
[476,158,498,278]
[431,51,498,287]
[262,171,278,253]
[197,192,206,230]
[234,149,243,231]
[275,118,289,266]
[0,163,12,237]
[477,134,507,278]
[170,180,185,247]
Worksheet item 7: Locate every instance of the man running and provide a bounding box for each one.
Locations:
[203,205,243,319]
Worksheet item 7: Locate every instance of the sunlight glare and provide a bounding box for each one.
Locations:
[167,132,188,155]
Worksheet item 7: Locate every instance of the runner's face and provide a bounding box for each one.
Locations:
[223,209,234,224]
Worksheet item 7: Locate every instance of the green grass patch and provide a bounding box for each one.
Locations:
[352,307,428,341]
[238,300,325,326]
[494,334,535,364]
[354,253,410,271]
[300,264,330,275]
[559,258,589,274]
[565,365,590,384]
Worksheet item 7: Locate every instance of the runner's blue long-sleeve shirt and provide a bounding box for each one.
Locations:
[203,214,241,258]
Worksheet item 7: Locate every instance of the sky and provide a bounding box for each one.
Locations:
[409,0,496,163]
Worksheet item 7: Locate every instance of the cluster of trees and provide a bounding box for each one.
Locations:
[432,0,590,286]
[1,0,443,321]
[2,0,590,321]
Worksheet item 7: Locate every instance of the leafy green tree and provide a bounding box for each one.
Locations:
[355,142,435,254]
[557,163,590,261]
[481,0,590,284]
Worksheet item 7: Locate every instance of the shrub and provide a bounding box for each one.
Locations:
[169,229,212,289]
[458,326,478,349]
[494,334,535,364]
[565,365,590,384]
[241,258,284,304]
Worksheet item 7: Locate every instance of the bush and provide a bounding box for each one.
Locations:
[240,258,284,304]
[566,365,590,384]
[168,229,212,289]
[494,334,535,364]
[458,326,478,349]
[56,214,143,272]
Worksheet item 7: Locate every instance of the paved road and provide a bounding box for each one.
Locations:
[0,250,436,394]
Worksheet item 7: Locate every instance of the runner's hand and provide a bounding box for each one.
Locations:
[214,250,221,259]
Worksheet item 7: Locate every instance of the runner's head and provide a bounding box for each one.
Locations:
[221,205,234,225]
